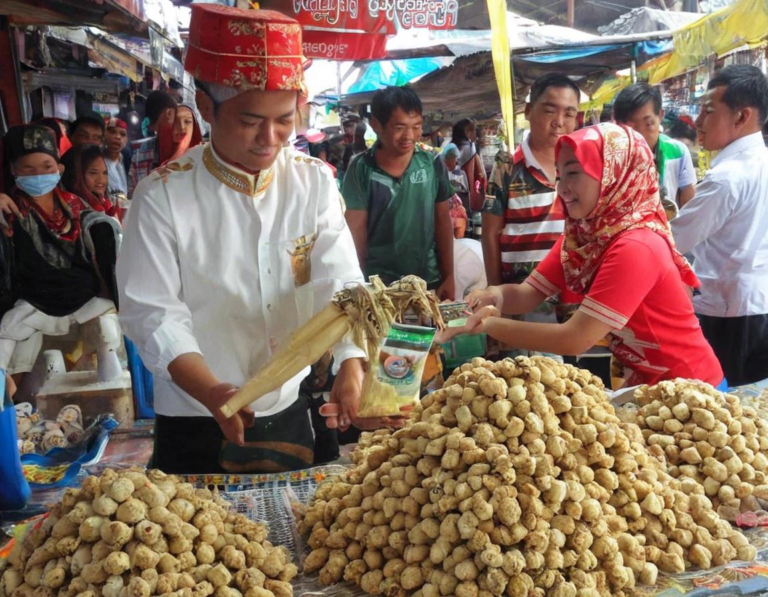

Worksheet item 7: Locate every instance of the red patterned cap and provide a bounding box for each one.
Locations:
[185,4,306,99]
[105,117,127,130]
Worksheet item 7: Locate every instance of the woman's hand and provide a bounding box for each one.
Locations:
[467,286,503,311]
[463,305,501,334]
[0,193,20,236]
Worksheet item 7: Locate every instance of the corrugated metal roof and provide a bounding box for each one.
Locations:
[598,7,703,36]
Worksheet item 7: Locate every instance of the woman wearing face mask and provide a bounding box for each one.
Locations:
[0,126,121,393]
[61,144,121,220]
[157,104,203,167]
[463,123,724,388]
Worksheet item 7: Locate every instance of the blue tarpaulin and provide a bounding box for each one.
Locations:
[347,57,451,94]
[518,44,625,63]
[638,39,674,57]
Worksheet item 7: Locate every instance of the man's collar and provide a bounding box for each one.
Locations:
[518,134,556,186]
[512,143,526,166]
[366,141,421,172]
[711,131,765,168]
[363,142,379,166]
[202,143,274,197]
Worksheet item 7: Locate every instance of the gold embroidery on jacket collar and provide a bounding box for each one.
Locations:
[202,144,274,196]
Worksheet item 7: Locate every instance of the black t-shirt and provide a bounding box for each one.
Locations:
[12,221,99,317]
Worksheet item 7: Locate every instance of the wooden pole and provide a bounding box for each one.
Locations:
[567,0,575,27]
[336,61,342,104]
[487,0,515,150]
[0,22,25,126]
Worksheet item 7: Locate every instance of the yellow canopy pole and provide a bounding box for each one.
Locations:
[487,0,515,149]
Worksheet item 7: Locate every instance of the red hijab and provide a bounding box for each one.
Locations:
[557,123,698,295]
[158,104,203,167]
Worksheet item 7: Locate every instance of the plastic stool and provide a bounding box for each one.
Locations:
[125,337,155,419]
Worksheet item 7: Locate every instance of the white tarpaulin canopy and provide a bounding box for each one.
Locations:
[598,7,704,36]
[306,12,600,101]
[386,11,598,58]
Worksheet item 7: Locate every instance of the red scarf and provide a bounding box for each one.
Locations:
[558,123,698,295]
[81,190,120,221]
[13,188,83,242]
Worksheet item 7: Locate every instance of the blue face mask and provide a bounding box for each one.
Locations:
[14,173,61,197]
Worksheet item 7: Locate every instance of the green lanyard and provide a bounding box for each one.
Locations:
[654,142,666,190]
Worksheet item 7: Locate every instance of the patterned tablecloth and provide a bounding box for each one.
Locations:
[6,378,768,596]
[5,464,768,596]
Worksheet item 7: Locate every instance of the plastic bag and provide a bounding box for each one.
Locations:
[358,323,436,418]
[0,373,31,511]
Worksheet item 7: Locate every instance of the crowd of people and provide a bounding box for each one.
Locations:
[0,3,766,474]
[0,90,204,396]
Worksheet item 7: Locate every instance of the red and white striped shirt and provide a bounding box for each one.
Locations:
[486,137,565,284]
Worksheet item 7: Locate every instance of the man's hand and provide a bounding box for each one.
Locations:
[324,358,364,430]
[436,275,456,302]
[467,286,503,311]
[168,354,254,444]
[5,373,17,399]
[206,383,254,446]
[321,358,410,431]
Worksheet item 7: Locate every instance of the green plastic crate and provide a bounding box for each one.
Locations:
[440,318,487,371]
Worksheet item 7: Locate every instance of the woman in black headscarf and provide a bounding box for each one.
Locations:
[0,125,121,392]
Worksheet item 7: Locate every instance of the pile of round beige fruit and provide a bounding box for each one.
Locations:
[0,469,297,597]
[620,378,768,521]
[299,357,754,597]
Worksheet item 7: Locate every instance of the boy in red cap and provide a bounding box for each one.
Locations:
[117,4,392,474]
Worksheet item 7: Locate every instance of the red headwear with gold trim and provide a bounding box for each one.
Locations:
[185,3,307,100]
[105,117,128,131]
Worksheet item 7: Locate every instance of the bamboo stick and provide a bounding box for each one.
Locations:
[219,304,352,418]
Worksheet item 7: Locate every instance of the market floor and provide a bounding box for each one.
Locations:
[101,422,153,468]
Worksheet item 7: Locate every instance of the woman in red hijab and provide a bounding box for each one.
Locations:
[465,122,724,388]
[157,104,203,167]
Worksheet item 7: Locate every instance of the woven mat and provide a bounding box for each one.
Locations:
[183,465,349,559]
[183,466,368,597]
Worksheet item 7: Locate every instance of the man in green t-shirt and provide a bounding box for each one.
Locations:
[614,83,697,208]
[343,87,456,300]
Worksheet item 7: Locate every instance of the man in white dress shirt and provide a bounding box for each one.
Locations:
[672,65,768,386]
[117,5,385,474]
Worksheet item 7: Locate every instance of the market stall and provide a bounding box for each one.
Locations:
[3,275,768,597]
[3,364,768,597]
[3,2,768,595]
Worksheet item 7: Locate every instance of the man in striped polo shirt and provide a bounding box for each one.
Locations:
[483,74,580,293]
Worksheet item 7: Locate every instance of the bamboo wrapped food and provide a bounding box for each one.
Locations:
[218,304,351,418]
[220,276,445,420]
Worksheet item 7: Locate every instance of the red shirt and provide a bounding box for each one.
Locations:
[526,229,723,386]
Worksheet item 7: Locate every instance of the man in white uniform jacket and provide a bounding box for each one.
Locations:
[117,4,382,474]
